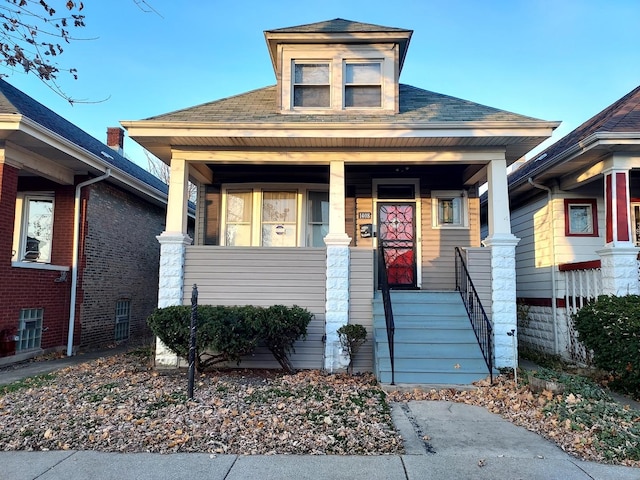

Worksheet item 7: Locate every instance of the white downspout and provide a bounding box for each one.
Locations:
[527,178,559,355]
[66,169,111,357]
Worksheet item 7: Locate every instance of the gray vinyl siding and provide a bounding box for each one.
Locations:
[183,246,326,370]
[511,195,552,300]
[348,248,375,372]
[463,247,492,320]
[421,197,481,290]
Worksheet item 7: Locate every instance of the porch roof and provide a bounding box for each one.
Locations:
[508,84,640,198]
[122,84,559,168]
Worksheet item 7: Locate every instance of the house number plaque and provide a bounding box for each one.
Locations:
[358,212,372,220]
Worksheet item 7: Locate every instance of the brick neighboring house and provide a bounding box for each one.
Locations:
[0,79,171,364]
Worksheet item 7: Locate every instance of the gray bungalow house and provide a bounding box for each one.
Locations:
[123,19,558,383]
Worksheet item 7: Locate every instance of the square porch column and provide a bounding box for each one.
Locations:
[483,157,520,369]
[324,160,352,372]
[597,164,639,295]
[155,157,192,369]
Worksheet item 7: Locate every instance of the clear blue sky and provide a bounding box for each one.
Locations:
[6,0,640,169]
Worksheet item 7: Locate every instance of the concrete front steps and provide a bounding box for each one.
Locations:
[373,290,491,385]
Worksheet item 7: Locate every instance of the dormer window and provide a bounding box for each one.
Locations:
[344,62,381,108]
[293,63,330,108]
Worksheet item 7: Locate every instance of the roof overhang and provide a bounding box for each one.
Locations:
[0,114,168,207]
[509,132,640,201]
[264,30,413,76]
[122,120,559,173]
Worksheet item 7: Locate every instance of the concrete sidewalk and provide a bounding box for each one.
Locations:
[1,350,639,479]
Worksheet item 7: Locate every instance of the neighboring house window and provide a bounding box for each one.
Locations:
[14,194,54,262]
[222,187,327,246]
[344,62,382,108]
[17,308,43,351]
[293,63,330,108]
[431,191,468,228]
[307,191,329,247]
[114,300,130,341]
[564,199,598,237]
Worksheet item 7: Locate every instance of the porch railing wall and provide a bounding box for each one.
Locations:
[454,247,493,382]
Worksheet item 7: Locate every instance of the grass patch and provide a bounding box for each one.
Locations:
[0,373,57,396]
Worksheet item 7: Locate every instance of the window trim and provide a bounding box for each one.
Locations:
[564,198,598,237]
[12,192,55,264]
[220,184,329,247]
[431,190,469,229]
[343,61,382,109]
[280,44,395,113]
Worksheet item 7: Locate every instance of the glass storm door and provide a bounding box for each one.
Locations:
[378,203,417,288]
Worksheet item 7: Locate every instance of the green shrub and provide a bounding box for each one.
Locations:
[257,305,312,374]
[572,294,640,397]
[147,304,312,373]
[337,323,367,374]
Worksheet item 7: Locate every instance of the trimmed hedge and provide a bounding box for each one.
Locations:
[572,294,640,397]
[147,304,312,373]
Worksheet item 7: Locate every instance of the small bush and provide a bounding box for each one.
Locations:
[147,304,311,373]
[572,294,640,397]
[257,305,312,374]
[337,324,367,374]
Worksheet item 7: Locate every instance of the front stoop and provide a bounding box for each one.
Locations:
[373,291,491,385]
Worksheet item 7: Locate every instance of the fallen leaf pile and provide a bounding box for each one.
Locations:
[387,375,640,467]
[0,353,401,455]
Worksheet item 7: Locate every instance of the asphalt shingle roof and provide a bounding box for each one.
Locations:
[509,84,640,186]
[0,79,168,196]
[146,84,543,125]
[265,18,411,34]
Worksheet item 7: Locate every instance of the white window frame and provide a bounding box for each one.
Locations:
[431,190,469,229]
[632,202,640,246]
[280,44,395,113]
[292,62,331,108]
[220,184,329,247]
[12,193,55,264]
[343,61,382,109]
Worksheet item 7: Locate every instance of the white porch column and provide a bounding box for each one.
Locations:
[483,157,520,369]
[324,160,352,372]
[597,161,639,295]
[155,156,192,369]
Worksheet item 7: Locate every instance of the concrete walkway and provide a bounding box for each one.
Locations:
[1,350,638,479]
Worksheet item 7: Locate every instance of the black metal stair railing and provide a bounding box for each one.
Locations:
[454,247,493,383]
[378,245,395,385]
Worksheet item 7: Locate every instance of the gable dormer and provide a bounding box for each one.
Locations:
[264,18,412,114]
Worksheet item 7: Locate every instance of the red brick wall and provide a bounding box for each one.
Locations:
[0,164,73,353]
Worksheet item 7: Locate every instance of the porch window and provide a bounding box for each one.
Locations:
[13,194,54,263]
[222,187,328,247]
[17,308,43,351]
[225,190,253,246]
[344,62,382,108]
[261,191,297,247]
[432,191,468,228]
[114,299,131,341]
[564,199,598,237]
[307,191,329,247]
[293,63,330,108]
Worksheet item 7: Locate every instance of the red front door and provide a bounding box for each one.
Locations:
[378,203,417,288]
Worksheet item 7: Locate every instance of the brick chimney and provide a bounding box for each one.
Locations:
[106,127,125,155]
